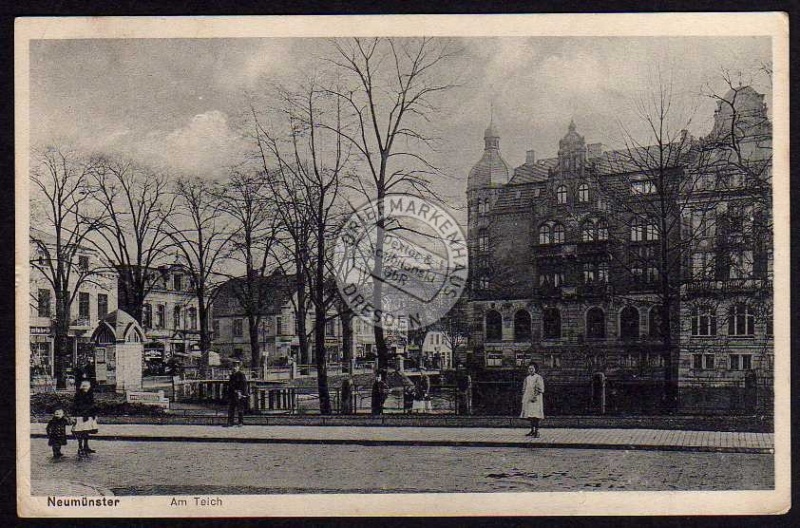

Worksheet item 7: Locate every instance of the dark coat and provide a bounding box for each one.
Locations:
[228,370,249,401]
[73,389,96,419]
[46,417,69,446]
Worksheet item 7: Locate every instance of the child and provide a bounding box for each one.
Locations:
[46,408,69,459]
[73,380,98,456]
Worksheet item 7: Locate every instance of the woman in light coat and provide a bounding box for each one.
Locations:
[520,363,545,437]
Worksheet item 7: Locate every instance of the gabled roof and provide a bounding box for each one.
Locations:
[508,158,557,185]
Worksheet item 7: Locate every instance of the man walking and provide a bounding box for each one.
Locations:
[226,360,248,427]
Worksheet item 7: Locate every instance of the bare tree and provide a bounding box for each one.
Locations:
[29,146,102,388]
[323,37,461,372]
[83,154,175,325]
[216,170,281,373]
[164,177,233,379]
[252,81,351,414]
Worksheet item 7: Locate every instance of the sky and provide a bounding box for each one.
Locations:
[29,36,772,211]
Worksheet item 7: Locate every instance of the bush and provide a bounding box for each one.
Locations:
[31,392,166,417]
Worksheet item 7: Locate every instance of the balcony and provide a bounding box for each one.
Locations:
[683,278,772,295]
[535,244,578,259]
[577,283,612,298]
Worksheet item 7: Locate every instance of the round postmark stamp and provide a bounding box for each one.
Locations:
[334,194,468,331]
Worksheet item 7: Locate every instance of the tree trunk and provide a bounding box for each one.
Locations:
[198,295,210,379]
[341,306,354,371]
[52,292,72,389]
[314,305,332,415]
[248,313,261,377]
[372,201,389,372]
[294,262,310,366]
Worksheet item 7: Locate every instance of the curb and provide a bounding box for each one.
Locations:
[29,433,773,455]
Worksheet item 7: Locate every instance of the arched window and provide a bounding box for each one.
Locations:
[542,308,561,339]
[539,224,551,245]
[126,328,143,343]
[691,305,717,336]
[582,220,596,242]
[485,310,502,341]
[620,306,640,339]
[513,310,532,342]
[552,223,565,244]
[648,306,665,338]
[556,185,568,204]
[596,220,608,241]
[173,305,182,330]
[728,303,755,336]
[586,307,606,339]
[578,183,590,203]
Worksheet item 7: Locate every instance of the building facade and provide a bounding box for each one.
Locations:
[118,264,201,370]
[29,227,118,383]
[466,87,773,414]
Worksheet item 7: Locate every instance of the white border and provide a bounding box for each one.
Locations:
[15,13,790,518]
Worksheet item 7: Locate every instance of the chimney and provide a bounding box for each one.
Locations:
[587,143,604,159]
[525,149,536,165]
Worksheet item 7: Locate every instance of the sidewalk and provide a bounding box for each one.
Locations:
[30,422,774,454]
[31,479,114,496]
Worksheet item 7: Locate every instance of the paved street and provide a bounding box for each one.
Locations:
[29,438,773,495]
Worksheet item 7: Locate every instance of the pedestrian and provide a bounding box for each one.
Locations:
[72,380,98,456]
[403,383,415,414]
[456,364,473,415]
[46,407,69,460]
[413,368,432,413]
[371,371,389,415]
[226,360,249,427]
[520,362,545,437]
[340,375,355,415]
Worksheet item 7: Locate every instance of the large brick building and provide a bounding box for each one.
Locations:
[466,87,773,415]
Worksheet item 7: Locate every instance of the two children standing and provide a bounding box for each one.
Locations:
[46,379,98,459]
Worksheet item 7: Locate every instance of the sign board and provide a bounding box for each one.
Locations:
[126,390,169,408]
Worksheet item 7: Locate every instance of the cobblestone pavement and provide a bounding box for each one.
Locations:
[28,423,774,453]
[28,438,773,495]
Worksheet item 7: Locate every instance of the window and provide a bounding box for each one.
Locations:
[78,292,90,319]
[479,277,490,290]
[646,266,659,283]
[704,354,715,370]
[478,230,488,252]
[37,289,51,318]
[691,306,717,336]
[556,185,568,204]
[173,274,183,291]
[582,221,596,242]
[586,307,606,339]
[631,221,659,242]
[583,263,596,283]
[691,252,715,280]
[542,308,561,339]
[692,354,703,369]
[577,184,590,203]
[188,307,197,330]
[173,305,182,329]
[276,316,284,335]
[485,310,502,341]
[728,303,755,336]
[233,319,244,337]
[142,304,152,328]
[597,262,609,283]
[552,223,565,244]
[539,271,565,287]
[729,250,754,279]
[596,221,608,241]
[513,310,532,342]
[538,225,551,245]
[97,294,108,319]
[729,354,753,370]
[156,305,165,329]
[631,180,656,194]
[486,352,503,367]
[648,306,665,338]
[620,306,640,339]
[688,209,716,239]
[78,255,89,271]
[234,348,243,359]
[483,198,490,214]
[765,313,773,336]
[326,318,336,336]
[548,354,561,368]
